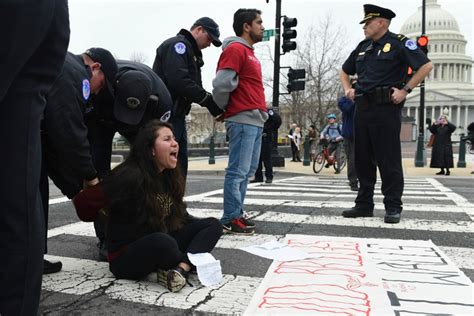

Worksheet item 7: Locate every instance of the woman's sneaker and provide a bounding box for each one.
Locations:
[223,218,255,235]
[157,268,187,292]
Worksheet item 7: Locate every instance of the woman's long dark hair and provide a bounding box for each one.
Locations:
[103,120,187,232]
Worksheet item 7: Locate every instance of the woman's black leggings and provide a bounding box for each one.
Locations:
[109,217,222,280]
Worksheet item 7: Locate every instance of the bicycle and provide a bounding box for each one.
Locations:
[312,138,346,174]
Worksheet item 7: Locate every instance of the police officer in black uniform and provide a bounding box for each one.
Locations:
[86,60,173,257]
[40,47,117,272]
[0,1,69,314]
[153,17,224,178]
[251,109,282,183]
[340,4,433,224]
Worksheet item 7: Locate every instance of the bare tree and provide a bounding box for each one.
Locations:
[129,51,148,64]
[280,14,350,133]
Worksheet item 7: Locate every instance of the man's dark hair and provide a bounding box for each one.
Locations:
[233,8,261,36]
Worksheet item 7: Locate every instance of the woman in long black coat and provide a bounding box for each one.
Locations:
[429,115,456,175]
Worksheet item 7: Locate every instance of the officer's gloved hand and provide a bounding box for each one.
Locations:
[199,92,224,117]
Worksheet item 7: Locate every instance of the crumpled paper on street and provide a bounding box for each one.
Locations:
[187,252,222,286]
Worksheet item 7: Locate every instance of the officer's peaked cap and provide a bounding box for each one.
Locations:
[85,47,118,92]
[360,4,396,24]
[114,70,152,126]
[193,17,222,47]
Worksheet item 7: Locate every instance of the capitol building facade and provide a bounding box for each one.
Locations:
[401,0,473,135]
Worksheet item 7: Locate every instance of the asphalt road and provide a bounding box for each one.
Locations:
[39,172,474,315]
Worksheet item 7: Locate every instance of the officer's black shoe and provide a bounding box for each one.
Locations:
[436,170,445,175]
[384,212,401,224]
[250,178,263,183]
[335,169,341,174]
[342,208,373,218]
[43,259,62,274]
[265,179,273,184]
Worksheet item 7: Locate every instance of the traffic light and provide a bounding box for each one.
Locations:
[417,35,429,55]
[282,17,297,54]
[287,68,306,92]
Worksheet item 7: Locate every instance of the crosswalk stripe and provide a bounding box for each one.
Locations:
[249,185,450,196]
[270,182,439,192]
[185,196,474,214]
[49,196,69,205]
[46,219,474,270]
[42,254,261,314]
[244,189,453,201]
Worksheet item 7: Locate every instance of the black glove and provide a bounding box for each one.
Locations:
[200,93,224,117]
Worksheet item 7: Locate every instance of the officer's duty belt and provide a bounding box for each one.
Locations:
[355,86,393,106]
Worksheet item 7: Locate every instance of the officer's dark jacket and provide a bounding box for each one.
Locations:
[43,52,97,198]
[152,29,207,117]
[263,110,282,134]
[342,31,430,93]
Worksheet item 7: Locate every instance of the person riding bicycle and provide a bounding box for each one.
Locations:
[320,113,343,173]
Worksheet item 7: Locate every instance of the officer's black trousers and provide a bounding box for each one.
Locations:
[353,102,404,213]
[255,135,273,181]
[0,1,69,315]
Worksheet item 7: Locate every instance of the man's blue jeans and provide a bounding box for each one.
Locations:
[222,122,262,225]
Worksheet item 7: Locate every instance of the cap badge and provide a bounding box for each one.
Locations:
[82,79,90,100]
[126,97,141,109]
[382,43,391,53]
[160,110,171,122]
[405,39,417,50]
[268,109,274,115]
[174,42,186,55]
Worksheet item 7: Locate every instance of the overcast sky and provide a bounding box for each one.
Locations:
[68,0,473,95]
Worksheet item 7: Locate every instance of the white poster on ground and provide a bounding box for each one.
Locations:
[245,235,474,315]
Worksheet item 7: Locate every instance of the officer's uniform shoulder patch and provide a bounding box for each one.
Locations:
[405,39,418,50]
[174,42,186,55]
[82,79,90,100]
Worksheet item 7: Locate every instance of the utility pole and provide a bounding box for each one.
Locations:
[415,0,427,167]
[270,0,285,167]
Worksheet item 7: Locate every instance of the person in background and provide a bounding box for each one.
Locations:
[308,124,318,161]
[337,85,358,190]
[289,123,298,161]
[212,8,268,235]
[0,1,69,314]
[153,17,224,179]
[292,126,303,162]
[251,108,282,183]
[320,114,343,173]
[73,121,222,293]
[429,115,456,175]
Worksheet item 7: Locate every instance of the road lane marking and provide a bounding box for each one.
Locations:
[47,221,473,270]
[42,254,261,315]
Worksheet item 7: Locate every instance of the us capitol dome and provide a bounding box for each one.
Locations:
[399,0,473,134]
